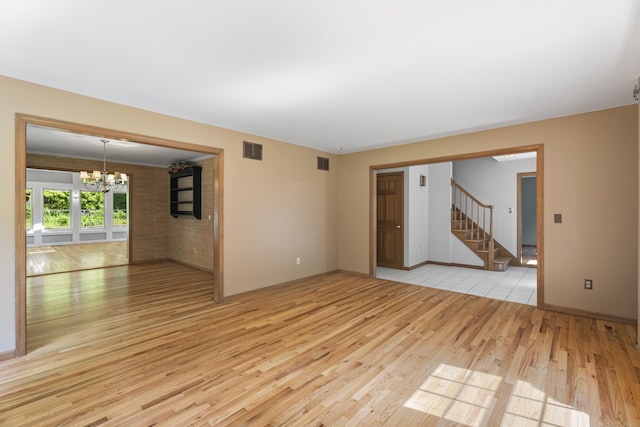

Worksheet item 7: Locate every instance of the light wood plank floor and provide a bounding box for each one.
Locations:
[27,242,129,276]
[1,262,639,426]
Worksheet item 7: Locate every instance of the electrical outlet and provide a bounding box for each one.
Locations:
[296,257,301,265]
[584,279,593,290]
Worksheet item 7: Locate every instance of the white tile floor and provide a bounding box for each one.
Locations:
[376,264,538,306]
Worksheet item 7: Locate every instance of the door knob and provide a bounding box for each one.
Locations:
[396,225,401,229]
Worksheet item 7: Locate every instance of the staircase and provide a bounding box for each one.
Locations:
[450,179,516,271]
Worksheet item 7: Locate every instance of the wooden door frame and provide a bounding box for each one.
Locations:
[517,172,537,266]
[14,114,224,357]
[369,144,544,309]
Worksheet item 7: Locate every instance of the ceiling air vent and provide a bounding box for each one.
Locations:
[243,141,263,161]
[317,156,329,171]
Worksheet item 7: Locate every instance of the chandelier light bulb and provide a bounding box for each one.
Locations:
[79,139,128,193]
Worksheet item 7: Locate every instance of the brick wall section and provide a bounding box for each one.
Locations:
[167,157,215,272]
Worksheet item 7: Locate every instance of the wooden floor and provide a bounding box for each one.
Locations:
[1,262,639,426]
[27,241,129,276]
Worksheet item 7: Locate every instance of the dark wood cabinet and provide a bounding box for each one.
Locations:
[169,166,201,219]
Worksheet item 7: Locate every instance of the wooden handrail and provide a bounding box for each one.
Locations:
[451,178,496,270]
[451,179,493,210]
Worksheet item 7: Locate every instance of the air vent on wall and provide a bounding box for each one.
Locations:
[243,141,263,161]
[317,156,329,171]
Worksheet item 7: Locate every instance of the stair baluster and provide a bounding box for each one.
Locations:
[451,179,502,271]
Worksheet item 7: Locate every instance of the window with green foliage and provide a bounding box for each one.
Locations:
[113,192,128,227]
[43,190,71,230]
[26,189,32,230]
[81,191,104,228]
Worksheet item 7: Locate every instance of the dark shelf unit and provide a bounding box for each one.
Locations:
[169,166,202,219]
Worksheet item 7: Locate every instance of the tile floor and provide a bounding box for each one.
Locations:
[376,264,538,306]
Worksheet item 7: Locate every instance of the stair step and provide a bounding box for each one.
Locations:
[451,224,473,232]
[493,256,511,272]
[465,238,491,251]
[451,219,472,224]
[452,230,474,239]
[476,247,499,254]
[450,205,513,272]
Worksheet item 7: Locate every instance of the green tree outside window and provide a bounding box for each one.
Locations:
[43,190,71,229]
[26,189,32,230]
[81,191,104,228]
[113,193,128,226]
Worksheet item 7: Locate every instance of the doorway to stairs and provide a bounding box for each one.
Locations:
[371,145,543,309]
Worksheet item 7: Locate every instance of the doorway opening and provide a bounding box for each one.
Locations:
[15,114,224,356]
[370,145,543,308]
[518,173,537,267]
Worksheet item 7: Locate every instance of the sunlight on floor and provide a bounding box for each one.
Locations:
[27,242,128,276]
[404,364,589,426]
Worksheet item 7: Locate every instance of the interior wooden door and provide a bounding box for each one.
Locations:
[376,172,404,268]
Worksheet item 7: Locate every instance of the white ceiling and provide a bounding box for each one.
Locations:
[2,1,640,155]
[26,125,210,167]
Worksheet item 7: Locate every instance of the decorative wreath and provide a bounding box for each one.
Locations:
[168,161,195,173]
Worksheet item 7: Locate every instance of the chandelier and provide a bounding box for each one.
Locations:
[79,139,128,193]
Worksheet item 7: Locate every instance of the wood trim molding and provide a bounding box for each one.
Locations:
[213,151,224,303]
[170,259,215,275]
[406,261,430,270]
[425,261,485,270]
[337,269,373,278]
[536,146,544,309]
[225,271,343,302]
[14,115,27,357]
[544,304,636,325]
[370,145,544,172]
[369,166,376,277]
[14,113,225,358]
[399,261,485,271]
[0,349,17,362]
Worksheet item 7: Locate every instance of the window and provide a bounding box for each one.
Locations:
[113,192,128,227]
[43,190,71,230]
[26,189,32,231]
[81,191,105,228]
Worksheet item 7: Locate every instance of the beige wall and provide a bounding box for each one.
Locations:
[167,157,215,271]
[27,153,170,263]
[1,74,636,355]
[0,76,339,353]
[339,105,638,321]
